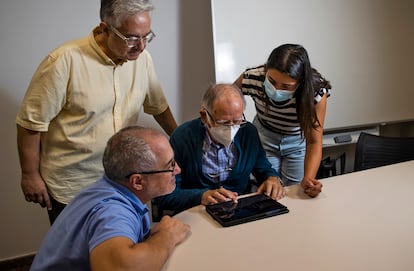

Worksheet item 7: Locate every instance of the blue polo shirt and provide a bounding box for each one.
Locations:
[30,176,150,271]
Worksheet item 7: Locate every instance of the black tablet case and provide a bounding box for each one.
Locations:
[205,193,289,227]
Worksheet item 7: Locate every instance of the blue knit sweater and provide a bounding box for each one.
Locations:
[154,118,278,214]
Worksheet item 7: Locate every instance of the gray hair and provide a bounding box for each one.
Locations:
[100,0,154,27]
[102,126,164,182]
[201,83,246,111]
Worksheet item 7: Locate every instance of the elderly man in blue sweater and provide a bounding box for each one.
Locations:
[154,83,286,216]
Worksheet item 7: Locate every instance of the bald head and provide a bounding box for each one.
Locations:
[201,83,245,112]
[200,84,246,127]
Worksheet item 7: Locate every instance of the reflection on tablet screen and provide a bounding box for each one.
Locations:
[206,194,289,227]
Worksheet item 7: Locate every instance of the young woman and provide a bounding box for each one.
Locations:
[234,44,331,197]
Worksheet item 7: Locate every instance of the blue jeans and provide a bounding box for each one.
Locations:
[253,117,305,186]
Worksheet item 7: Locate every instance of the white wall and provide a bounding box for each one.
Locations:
[0,0,214,260]
[211,0,414,130]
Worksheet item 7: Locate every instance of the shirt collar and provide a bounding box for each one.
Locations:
[90,26,128,66]
[102,175,149,216]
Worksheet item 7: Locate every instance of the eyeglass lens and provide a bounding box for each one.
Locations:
[205,108,246,126]
[110,25,155,47]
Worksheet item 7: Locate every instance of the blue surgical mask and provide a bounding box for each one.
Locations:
[263,78,295,102]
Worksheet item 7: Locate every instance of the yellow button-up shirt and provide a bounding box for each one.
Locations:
[16,28,169,203]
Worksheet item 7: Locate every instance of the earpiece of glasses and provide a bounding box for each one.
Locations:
[125,160,176,178]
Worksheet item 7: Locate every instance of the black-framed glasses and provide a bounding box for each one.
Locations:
[125,160,176,178]
[203,108,247,127]
[109,25,155,48]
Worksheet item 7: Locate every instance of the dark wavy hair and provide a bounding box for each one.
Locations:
[265,44,331,138]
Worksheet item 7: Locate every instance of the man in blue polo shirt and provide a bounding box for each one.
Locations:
[30,126,190,271]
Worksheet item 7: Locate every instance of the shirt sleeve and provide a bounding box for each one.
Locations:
[141,51,169,115]
[240,66,266,97]
[16,53,69,131]
[154,174,208,214]
[314,87,331,103]
[86,200,147,252]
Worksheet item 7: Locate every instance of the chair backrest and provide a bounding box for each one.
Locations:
[354,132,414,171]
[317,152,346,179]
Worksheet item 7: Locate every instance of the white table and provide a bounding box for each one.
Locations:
[162,161,414,271]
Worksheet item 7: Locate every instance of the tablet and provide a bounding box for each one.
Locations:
[205,193,289,227]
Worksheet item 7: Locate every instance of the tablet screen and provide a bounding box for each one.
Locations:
[205,193,289,227]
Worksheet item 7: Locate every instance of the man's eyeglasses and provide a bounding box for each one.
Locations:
[125,160,176,178]
[204,108,247,127]
[109,25,155,48]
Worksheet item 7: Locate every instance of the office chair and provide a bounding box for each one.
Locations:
[317,152,346,179]
[354,132,414,171]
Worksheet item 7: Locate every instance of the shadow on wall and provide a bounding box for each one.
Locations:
[179,0,216,122]
[0,89,50,260]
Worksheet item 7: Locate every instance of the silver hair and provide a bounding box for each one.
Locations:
[102,126,164,182]
[201,83,246,111]
[100,0,154,27]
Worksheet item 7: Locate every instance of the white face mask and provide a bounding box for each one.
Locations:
[208,125,240,148]
[263,77,295,102]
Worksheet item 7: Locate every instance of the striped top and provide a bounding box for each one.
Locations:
[240,65,330,135]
